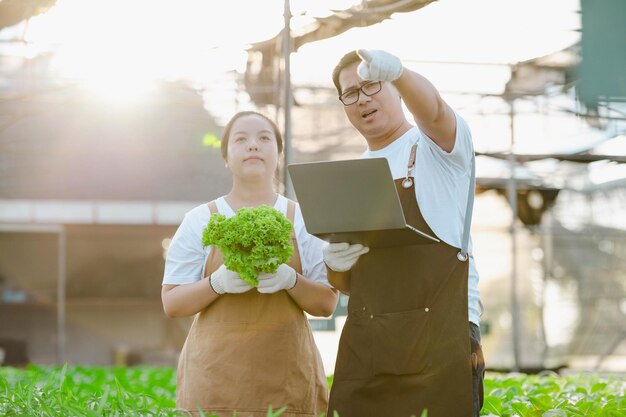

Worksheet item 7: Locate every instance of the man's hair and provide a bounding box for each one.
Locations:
[332,50,361,95]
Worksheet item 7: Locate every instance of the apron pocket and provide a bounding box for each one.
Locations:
[371,307,431,375]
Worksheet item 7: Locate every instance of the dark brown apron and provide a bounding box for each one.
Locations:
[328,144,476,417]
[176,199,328,417]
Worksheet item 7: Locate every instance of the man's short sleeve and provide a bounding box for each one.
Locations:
[422,111,473,174]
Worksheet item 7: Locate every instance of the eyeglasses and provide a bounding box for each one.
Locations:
[338,81,382,106]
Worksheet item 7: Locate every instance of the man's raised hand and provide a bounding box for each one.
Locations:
[356,49,404,82]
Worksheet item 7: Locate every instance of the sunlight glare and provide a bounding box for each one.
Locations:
[23,0,286,101]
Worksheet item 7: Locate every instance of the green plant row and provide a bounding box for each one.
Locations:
[482,372,625,417]
[0,365,624,416]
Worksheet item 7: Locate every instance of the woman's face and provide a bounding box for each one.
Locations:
[225,114,279,180]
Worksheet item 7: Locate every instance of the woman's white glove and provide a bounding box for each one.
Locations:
[209,265,254,295]
[257,264,297,294]
[356,49,404,82]
[323,242,370,272]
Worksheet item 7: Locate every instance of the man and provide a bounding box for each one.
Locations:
[323,49,484,417]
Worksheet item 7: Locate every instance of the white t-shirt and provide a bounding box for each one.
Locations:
[163,195,330,287]
[362,112,481,325]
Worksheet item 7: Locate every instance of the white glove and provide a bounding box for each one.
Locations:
[257,264,297,294]
[356,49,404,82]
[323,242,370,272]
[209,265,254,295]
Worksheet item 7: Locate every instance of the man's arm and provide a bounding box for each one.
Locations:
[357,49,457,152]
[393,69,457,153]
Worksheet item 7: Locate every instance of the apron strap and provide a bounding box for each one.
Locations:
[407,143,475,262]
[458,153,475,262]
[285,199,303,272]
[405,144,417,180]
[401,144,418,189]
[286,198,296,237]
[204,200,223,277]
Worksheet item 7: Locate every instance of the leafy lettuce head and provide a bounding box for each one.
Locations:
[202,205,293,286]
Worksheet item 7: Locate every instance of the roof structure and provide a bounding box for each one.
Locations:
[0,0,57,30]
[244,0,436,106]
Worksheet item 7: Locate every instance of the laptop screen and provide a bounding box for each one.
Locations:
[288,158,408,234]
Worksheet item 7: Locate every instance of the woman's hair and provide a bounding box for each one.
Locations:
[220,111,283,159]
[332,50,360,95]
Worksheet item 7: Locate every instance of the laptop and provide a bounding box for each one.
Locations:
[287,158,439,248]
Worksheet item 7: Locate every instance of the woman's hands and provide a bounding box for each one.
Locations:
[207,263,337,317]
[257,264,297,294]
[209,264,254,294]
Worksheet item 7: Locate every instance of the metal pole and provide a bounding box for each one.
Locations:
[57,226,66,364]
[282,0,295,199]
[507,97,521,371]
[539,210,553,365]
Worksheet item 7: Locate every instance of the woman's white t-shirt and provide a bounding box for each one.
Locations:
[163,195,330,287]
[362,112,481,325]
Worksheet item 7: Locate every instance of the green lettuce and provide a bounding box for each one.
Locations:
[202,204,294,286]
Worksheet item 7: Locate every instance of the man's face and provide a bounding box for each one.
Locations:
[338,62,405,142]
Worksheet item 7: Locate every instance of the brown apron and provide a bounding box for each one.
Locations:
[327,145,475,417]
[176,199,328,417]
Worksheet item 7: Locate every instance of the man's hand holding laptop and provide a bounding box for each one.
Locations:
[323,242,370,272]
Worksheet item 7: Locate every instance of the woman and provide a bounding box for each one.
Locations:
[162,111,337,417]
